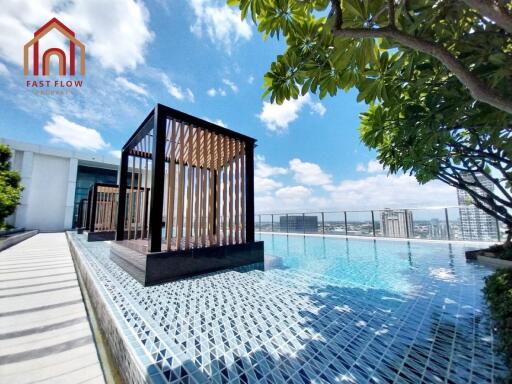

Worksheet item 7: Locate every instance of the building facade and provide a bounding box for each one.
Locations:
[428,218,448,239]
[380,209,414,238]
[2,138,119,231]
[457,174,498,241]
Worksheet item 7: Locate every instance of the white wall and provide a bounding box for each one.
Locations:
[2,138,119,232]
[25,153,71,231]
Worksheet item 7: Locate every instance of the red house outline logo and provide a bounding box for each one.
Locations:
[24,18,85,76]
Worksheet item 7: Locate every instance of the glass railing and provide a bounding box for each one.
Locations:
[255,206,504,242]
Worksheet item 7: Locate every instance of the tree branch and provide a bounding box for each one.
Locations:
[330,26,512,113]
[437,171,512,226]
[462,0,512,34]
[459,157,512,205]
[330,0,342,30]
[387,0,396,27]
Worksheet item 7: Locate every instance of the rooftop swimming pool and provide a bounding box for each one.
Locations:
[69,232,508,383]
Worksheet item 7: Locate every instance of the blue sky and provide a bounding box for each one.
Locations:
[0,0,458,212]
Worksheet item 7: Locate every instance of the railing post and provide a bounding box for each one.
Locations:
[258,214,261,232]
[445,208,451,240]
[321,212,325,235]
[344,211,348,236]
[271,214,274,232]
[371,210,376,237]
[404,209,410,238]
[286,213,289,234]
[496,218,501,242]
[302,213,306,234]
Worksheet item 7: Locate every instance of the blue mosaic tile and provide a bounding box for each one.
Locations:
[69,232,509,383]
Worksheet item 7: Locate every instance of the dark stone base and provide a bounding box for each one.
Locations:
[465,248,498,259]
[86,230,116,242]
[110,241,265,286]
[77,228,84,234]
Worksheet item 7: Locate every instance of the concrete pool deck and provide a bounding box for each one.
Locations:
[0,233,105,384]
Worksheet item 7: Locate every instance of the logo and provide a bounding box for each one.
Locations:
[24,17,85,76]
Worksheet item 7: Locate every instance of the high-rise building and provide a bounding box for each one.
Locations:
[457,174,498,241]
[280,215,318,233]
[428,218,447,239]
[380,209,413,238]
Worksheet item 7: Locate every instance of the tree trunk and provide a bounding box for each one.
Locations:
[504,226,512,248]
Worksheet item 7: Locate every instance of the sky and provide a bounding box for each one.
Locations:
[0,0,458,213]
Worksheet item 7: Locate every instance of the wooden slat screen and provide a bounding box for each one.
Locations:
[93,186,118,232]
[122,115,249,251]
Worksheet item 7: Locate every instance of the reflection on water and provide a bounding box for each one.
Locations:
[257,234,482,294]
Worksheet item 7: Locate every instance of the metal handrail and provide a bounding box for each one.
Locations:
[254,206,503,242]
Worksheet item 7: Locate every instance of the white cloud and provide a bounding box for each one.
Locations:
[0,62,9,77]
[367,160,384,173]
[326,174,457,210]
[289,158,332,186]
[109,150,121,158]
[202,116,228,127]
[255,155,288,178]
[115,76,148,96]
[253,156,457,213]
[258,94,326,132]
[213,119,227,127]
[189,0,252,53]
[275,186,312,201]
[255,176,283,194]
[248,75,254,84]
[43,115,108,151]
[207,87,227,97]
[255,174,457,213]
[210,118,227,127]
[356,159,385,173]
[254,155,288,203]
[309,101,326,116]
[222,78,238,93]
[161,73,195,102]
[0,0,153,72]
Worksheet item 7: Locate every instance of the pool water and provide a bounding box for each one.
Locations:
[72,232,508,383]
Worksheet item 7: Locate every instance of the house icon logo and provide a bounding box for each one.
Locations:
[24,18,85,76]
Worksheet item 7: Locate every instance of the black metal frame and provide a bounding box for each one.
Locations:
[116,103,257,252]
[76,198,88,229]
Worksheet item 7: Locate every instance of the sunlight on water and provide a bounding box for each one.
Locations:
[258,234,470,294]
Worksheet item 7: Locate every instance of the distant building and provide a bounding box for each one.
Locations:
[380,209,413,238]
[280,215,318,233]
[428,219,447,239]
[457,174,498,241]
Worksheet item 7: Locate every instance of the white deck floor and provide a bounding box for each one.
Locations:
[0,233,105,384]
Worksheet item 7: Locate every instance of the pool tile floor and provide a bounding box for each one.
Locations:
[69,233,508,383]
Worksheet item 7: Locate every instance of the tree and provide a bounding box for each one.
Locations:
[0,145,23,228]
[358,55,512,243]
[231,0,512,242]
[230,0,512,112]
